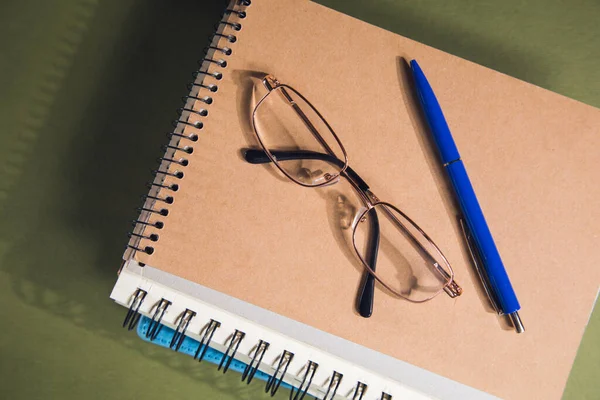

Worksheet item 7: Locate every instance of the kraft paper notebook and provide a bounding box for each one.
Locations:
[110,0,600,399]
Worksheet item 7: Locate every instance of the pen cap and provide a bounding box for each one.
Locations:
[410,60,460,164]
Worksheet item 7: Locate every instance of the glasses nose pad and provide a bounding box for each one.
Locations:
[351,206,369,230]
[297,168,340,186]
[321,175,340,187]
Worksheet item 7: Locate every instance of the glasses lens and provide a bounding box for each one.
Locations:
[352,203,453,302]
[253,85,346,187]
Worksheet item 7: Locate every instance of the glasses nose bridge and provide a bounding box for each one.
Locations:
[341,171,375,209]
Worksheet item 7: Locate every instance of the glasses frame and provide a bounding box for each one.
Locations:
[247,74,461,303]
[251,76,349,188]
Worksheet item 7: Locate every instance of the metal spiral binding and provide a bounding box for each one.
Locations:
[265,350,294,397]
[195,319,222,362]
[125,0,251,257]
[322,371,343,400]
[218,329,246,373]
[241,339,270,384]
[352,382,368,400]
[122,287,383,398]
[170,308,196,351]
[146,298,171,340]
[290,360,318,400]
[122,288,147,330]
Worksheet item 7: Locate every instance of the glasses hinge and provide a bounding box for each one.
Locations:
[262,75,280,91]
[444,279,463,298]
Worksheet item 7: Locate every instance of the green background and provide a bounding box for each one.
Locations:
[0,1,597,399]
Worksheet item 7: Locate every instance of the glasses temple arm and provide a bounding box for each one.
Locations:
[357,208,380,318]
[243,149,370,192]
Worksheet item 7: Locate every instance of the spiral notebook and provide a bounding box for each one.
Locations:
[110,0,600,399]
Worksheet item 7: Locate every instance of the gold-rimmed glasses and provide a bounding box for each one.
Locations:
[244,75,462,313]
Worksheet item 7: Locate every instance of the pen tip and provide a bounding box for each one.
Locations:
[509,311,525,333]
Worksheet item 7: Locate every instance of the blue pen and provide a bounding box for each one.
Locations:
[409,59,524,333]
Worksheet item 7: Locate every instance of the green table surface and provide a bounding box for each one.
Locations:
[0,1,597,399]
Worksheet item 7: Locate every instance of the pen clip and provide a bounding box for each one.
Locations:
[458,217,501,314]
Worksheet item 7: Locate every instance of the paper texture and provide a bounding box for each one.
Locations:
[130,0,600,398]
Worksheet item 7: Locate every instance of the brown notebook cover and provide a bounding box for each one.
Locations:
[122,0,600,398]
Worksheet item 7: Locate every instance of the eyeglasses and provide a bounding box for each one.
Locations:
[244,75,462,313]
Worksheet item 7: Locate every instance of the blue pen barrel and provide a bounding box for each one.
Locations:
[446,161,521,314]
[411,58,521,322]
